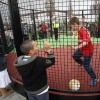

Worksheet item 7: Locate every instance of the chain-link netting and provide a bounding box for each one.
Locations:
[0,0,100,95]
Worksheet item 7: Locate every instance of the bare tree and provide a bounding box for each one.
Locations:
[93,0,100,8]
[67,0,74,19]
[45,0,55,17]
[92,0,100,15]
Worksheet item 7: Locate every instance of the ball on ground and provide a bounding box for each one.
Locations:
[69,79,80,91]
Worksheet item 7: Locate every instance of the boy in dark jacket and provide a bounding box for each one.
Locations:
[14,40,55,100]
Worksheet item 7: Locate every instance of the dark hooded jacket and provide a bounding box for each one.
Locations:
[0,45,6,71]
[14,53,55,94]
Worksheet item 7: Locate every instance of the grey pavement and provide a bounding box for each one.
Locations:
[0,91,26,100]
[0,85,26,100]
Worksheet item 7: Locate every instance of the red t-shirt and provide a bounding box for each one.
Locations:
[78,27,93,56]
[41,24,47,31]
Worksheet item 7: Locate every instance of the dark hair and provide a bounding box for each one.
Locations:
[68,17,80,26]
[20,40,34,55]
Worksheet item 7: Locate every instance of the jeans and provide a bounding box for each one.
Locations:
[27,91,49,100]
[72,49,96,79]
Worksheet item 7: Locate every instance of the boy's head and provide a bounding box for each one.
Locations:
[20,40,38,55]
[68,17,81,31]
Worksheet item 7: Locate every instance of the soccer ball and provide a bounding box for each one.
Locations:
[69,79,80,91]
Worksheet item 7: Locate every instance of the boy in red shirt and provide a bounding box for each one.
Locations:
[41,22,47,38]
[68,17,99,86]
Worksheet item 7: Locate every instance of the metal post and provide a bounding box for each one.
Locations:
[82,10,84,17]
[50,0,53,38]
[98,8,100,37]
[32,9,37,40]
[66,12,67,36]
[8,0,23,56]
[0,12,8,53]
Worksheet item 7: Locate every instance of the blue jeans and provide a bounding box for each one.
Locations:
[27,91,49,100]
[72,49,96,79]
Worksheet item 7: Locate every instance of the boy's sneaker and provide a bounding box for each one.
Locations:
[89,78,99,86]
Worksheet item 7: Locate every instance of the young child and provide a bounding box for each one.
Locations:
[68,17,99,86]
[41,22,47,38]
[14,40,55,100]
[0,45,13,98]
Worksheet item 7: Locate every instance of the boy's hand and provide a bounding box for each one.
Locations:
[71,46,78,50]
[72,35,75,39]
[44,41,51,52]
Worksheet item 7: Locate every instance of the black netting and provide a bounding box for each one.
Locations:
[0,0,100,95]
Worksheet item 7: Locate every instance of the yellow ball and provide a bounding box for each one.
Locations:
[69,79,80,91]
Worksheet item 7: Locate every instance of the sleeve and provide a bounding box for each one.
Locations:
[0,45,6,65]
[81,29,90,42]
[0,45,5,55]
[36,53,55,70]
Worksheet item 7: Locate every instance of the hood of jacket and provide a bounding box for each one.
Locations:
[14,55,38,67]
[14,55,38,78]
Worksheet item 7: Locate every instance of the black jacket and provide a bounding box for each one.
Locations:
[0,45,7,71]
[14,53,55,94]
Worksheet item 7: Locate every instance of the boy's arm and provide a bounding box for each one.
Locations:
[36,41,55,69]
[72,42,87,49]
[71,29,90,49]
[72,31,76,39]
[46,51,55,61]
[45,51,55,68]
[36,53,55,69]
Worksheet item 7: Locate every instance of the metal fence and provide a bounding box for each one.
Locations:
[0,0,100,96]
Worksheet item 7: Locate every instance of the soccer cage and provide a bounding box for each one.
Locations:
[0,0,100,99]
